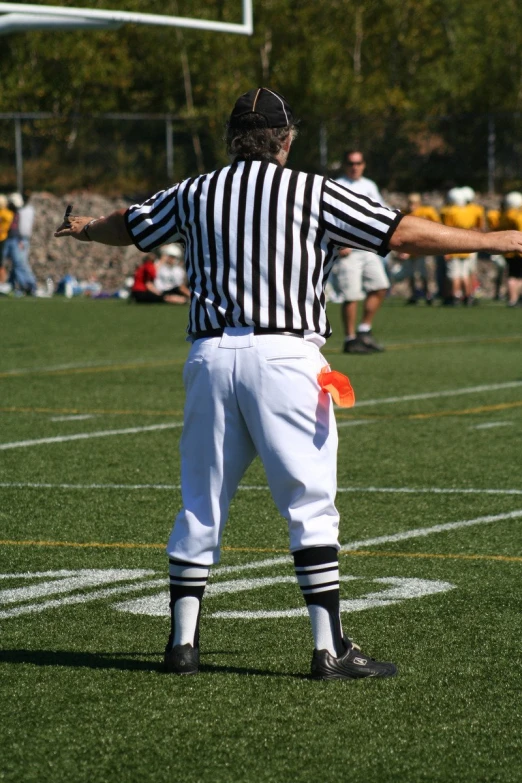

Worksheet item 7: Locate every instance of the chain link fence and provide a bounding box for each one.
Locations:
[2,110,522,196]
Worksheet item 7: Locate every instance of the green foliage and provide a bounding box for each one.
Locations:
[2,0,522,190]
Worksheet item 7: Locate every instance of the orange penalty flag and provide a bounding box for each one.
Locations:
[317,367,356,408]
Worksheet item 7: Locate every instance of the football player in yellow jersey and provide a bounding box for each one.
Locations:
[440,187,483,304]
[487,206,506,300]
[395,193,440,304]
[497,192,522,306]
[460,186,486,298]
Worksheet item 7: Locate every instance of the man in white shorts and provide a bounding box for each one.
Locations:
[331,150,389,353]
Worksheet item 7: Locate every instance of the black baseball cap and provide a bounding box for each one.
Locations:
[229,87,294,128]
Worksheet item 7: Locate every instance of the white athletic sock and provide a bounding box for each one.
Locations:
[307,605,341,657]
[357,323,371,333]
[168,558,209,648]
[294,547,344,657]
[173,596,202,646]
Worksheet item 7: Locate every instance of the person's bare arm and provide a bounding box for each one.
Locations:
[145,281,162,295]
[389,214,522,256]
[54,208,132,246]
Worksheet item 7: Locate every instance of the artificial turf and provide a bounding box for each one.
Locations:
[0,297,520,783]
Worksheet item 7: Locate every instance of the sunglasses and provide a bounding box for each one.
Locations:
[347,160,364,166]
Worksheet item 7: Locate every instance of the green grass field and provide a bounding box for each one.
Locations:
[1,297,521,783]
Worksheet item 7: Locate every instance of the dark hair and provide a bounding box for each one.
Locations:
[226,113,296,160]
[343,149,365,163]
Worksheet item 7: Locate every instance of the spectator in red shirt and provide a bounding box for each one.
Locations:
[131,254,188,304]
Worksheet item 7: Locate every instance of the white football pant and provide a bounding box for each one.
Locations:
[167,328,340,565]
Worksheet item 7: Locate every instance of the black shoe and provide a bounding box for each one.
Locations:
[356,331,385,352]
[343,337,372,354]
[164,643,199,675]
[311,638,397,680]
[406,296,418,305]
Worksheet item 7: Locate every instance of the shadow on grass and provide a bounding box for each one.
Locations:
[0,649,307,679]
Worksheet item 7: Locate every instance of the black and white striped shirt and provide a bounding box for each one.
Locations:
[125,159,402,337]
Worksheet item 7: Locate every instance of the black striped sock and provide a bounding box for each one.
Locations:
[167,558,210,650]
[293,546,344,657]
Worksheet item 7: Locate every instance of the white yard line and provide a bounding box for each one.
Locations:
[352,380,522,408]
[338,509,522,551]
[385,334,522,348]
[215,509,522,574]
[0,578,165,619]
[1,481,522,496]
[471,421,512,430]
[0,422,183,450]
[0,357,155,376]
[335,486,522,496]
[336,419,378,428]
[50,415,96,422]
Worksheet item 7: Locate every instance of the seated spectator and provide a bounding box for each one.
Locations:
[156,244,190,302]
[0,194,14,287]
[131,253,188,304]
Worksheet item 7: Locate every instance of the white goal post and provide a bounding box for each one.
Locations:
[0,1,253,35]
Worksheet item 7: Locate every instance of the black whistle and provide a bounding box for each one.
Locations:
[64,204,73,226]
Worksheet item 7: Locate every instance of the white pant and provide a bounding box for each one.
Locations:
[330,250,390,301]
[393,256,427,280]
[167,328,340,565]
[447,257,472,280]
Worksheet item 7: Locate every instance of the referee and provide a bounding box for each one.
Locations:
[56,87,522,680]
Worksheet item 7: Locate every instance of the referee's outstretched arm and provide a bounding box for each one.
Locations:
[54,208,132,245]
[389,214,522,256]
[55,205,522,257]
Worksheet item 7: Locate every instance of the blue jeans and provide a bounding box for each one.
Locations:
[4,237,36,293]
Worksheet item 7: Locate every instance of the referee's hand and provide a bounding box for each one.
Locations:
[54,215,95,241]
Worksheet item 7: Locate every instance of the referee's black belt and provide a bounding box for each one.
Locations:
[190,327,304,340]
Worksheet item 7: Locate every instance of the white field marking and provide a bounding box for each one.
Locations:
[335,486,522,496]
[113,575,319,616]
[214,508,522,575]
[0,357,156,377]
[471,421,511,430]
[336,419,378,428]
[0,422,183,450]
[0,568,154,604]
[50,414,96,422]
[370,334,522,349]
[338,509,522,551]
[113,575,454,618]
[0,569,80,580]
[0,571,164,619]
[2,379,520,421]
[351,380,522,408]
[207,577,455,620]
[2,482,522,498]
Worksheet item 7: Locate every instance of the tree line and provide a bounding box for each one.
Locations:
[1,0,522,194]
